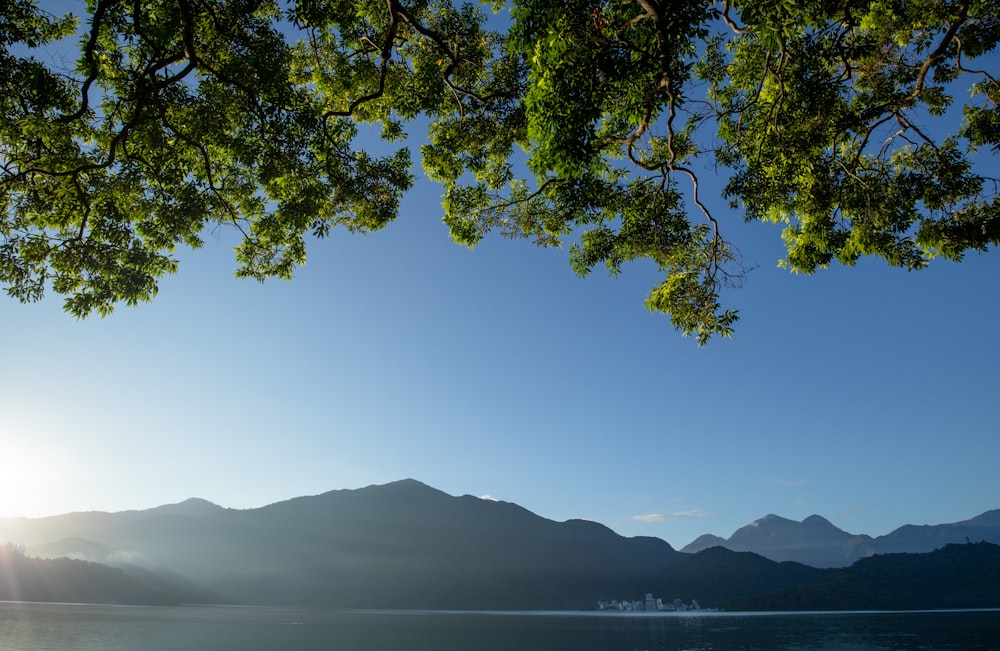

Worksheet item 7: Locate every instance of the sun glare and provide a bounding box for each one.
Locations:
[0,438,62,518]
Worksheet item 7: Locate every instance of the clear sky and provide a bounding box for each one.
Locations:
[4,164,998,549]
[2,3,999,551]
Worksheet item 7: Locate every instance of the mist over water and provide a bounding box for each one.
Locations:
[1,602,997,651]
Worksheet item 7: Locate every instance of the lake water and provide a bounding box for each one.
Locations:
[0,602,997,650]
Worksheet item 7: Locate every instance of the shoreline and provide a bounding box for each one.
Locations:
[342,607,1000,618]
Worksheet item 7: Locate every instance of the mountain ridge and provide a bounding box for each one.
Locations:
[0,478,684,609]
[681,509,1000,567]
[1,480,998,610]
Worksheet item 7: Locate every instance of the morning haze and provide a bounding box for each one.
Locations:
[2,479,998,611]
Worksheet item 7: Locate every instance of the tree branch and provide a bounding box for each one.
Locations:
[903,0,970,104]
[57,0,126,124]
[720,0,751,35]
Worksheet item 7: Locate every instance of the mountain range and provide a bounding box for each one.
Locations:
[1,479,998,610]
[0,480,681,609]
[681,509,1000,567]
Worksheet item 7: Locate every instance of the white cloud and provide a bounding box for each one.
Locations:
[632,509,708,523]
[669,509,708,519]
[769,477,808,487]
[478,494,499,502]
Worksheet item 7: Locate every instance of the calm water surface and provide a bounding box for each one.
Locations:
[0,602,997,650]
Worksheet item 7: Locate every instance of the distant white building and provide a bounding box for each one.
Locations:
[598,593,699,612]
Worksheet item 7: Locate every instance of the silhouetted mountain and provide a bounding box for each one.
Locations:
[680,510,1000,568]
[140,497,225,518]
[654,547,823,607]
[0,479,683,609]
[682,533,727,553]
[681,514,874,567]
[874,509,1000,554]
[724,541,1000,611]
[2,483,998,610]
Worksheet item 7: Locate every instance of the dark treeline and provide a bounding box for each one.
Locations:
[0,542,179,605]
[721,542,1000,611]
[3,540,998,611]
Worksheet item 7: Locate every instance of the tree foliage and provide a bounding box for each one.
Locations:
[2,0,997,341]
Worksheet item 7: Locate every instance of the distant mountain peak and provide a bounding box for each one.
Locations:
[753,514,792,525]
[802,514,836,527]
[143,497,224,517]
[966,509,1000,526]
[680,506,1000,569]
[375,478,434,490]
[178,497,220,508]
[359,478,450,498]
[679,533,728,554]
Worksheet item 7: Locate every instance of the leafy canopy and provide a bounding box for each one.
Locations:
[2,0,997,342]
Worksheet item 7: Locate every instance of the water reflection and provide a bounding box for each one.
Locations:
[0,602,997,651]
[589,611,1000,651]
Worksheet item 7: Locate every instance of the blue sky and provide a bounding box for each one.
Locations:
[2,2,999,550]
[3,162,998,549]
